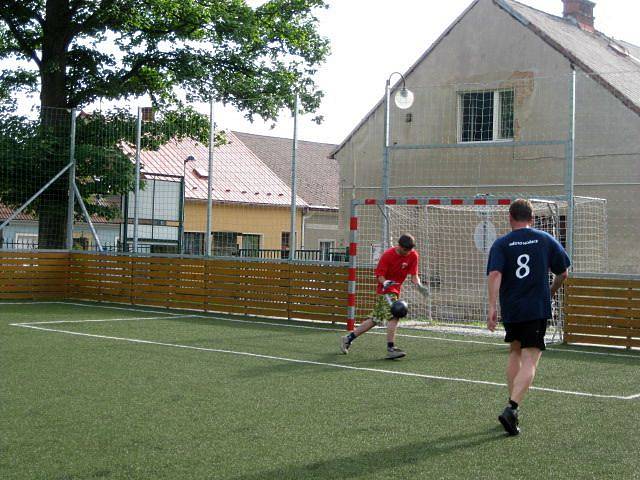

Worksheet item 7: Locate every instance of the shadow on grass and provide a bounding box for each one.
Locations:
[227,427,505,480]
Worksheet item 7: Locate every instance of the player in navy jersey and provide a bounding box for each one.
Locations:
[486,199,570,435]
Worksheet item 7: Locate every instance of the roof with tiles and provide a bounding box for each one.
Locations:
[123,131,307,208]
[499,0,640,113]
[232,131,338,210]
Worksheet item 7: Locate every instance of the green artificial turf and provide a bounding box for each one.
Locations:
[1,301,639,479]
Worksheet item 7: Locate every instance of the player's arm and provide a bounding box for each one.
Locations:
[487,270,502,332]
[550,269,569,297]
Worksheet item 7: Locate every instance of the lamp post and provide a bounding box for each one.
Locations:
[181,155,195,254]
[382,72,414,248]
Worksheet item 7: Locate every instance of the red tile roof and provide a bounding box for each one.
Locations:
[123,132,307,207]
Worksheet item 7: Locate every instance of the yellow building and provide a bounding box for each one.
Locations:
[133,131,307,256]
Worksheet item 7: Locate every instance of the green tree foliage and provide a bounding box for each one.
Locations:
[0,0,329,247]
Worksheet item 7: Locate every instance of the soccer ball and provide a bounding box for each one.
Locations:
[390,300,408,319]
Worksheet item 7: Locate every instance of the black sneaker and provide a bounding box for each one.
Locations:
[386,347,406,360]
[498,406,520,436]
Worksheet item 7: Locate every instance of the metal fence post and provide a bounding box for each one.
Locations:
[133,107,142,253]
[66,109,77,250]
[206,98,214,257]
[289,93,299,261]
[565,68,576,259]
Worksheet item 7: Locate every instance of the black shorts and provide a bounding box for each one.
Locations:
[503,318,548,351]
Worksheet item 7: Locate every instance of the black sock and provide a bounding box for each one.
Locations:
[347,332,356,343]
[508,399,519,410]
[387,342,394,350]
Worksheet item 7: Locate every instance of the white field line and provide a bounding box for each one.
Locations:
[11,315,197,326]
[10,322,638,401]
[3,301,640,360]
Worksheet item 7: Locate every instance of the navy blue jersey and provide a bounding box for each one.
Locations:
[486,227,571,323]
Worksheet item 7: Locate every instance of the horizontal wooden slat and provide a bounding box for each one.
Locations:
[566,286,640,299]
[564,333,640,348]
[567,277,640,289]
[564,324,640,337]
[566,296,640,309]
[564,305,639,319]
[566,315,640,328]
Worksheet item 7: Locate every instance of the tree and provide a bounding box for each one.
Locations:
[0,0,329,247]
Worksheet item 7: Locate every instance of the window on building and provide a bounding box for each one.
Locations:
[319,240,335,261]
[184,232,205,255]
[213,231,238,256]
[73,236,89,250]
[15,233,38,249]
[281,231,290,250]
[242,234,261,257]
[458,89,514,142]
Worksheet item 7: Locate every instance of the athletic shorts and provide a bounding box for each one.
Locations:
[369,293,398,325]
[503,318,548,351]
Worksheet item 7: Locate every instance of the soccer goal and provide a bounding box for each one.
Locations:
[346,195,607,341]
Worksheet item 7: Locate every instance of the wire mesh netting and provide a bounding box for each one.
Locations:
[352,196,607,339]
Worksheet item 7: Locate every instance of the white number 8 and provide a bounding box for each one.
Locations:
[516,254,530,279]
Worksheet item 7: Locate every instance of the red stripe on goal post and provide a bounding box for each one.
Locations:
[349,243,357,256]
[406,199,419,205]
[350,217,358,230]
[428,199,441,205]
[348,293,356,306]
[348,268,357,281]
[498,198,511,205]
[474,199,487,205]
[451,199,464,205]
[385,199,397,205]
[365,199,377,205]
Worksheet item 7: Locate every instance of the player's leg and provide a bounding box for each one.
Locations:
[506,341,522,398]
[340,295,387,354]
[498,319,547,435]
[385,317,406,359]
[510,347,542,404]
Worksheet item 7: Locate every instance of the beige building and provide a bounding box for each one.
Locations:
[130,132,307,256]
[234,132,342,260]
[331,0,640,274]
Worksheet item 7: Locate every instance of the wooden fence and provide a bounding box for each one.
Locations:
[0,251,69,300]
[565,276,640,348]
[0,251,348,323]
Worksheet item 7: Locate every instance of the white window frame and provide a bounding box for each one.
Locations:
[319,239,336,261]
[241,233,262,251]
[457,89,514,143]
[15,233,38,249]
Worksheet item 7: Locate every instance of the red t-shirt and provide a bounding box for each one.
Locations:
[374,247,419,295]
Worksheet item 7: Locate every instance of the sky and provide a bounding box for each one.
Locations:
[217,0,640,145]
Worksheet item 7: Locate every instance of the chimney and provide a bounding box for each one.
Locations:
[141,106,154,122]
[562,0,595,32]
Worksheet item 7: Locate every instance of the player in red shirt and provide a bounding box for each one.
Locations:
[340,234,426,359]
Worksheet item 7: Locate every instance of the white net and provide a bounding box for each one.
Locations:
[353,196,607,338]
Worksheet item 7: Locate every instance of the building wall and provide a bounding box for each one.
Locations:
[335,0,639,272]
[302,210,341,250]
[185,201,303,250]
[0,222,120,249]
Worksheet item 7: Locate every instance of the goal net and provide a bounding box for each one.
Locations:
[349,195,607,340]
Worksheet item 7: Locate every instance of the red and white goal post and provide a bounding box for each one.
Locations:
[346,195,607,340]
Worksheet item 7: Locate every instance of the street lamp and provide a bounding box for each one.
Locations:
[181,155,196,254]
[382,72,414,247]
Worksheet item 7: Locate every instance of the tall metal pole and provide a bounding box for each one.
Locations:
[382,78,391,249]
[66,109,77,250]
[180,162,186,254]
[133,107,142,253]
[289,93,300,261]
[206,99,214,257]
[565,67,576,259]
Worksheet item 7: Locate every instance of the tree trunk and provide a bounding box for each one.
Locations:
[38,0,71,249]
